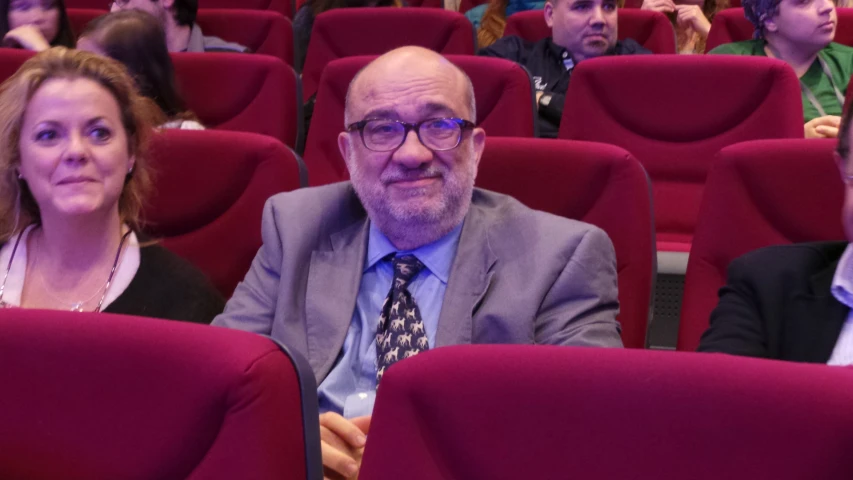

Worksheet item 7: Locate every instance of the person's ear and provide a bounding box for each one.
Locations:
[763,18,779,33]
[544,0,555,29]
[161,0,176,9]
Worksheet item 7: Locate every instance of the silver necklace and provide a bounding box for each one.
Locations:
[0,228,131,312]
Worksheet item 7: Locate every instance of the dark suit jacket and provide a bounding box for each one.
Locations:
[698,241,850,362]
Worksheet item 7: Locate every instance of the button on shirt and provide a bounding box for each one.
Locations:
[317,222,463,417]
[828,244,853,365]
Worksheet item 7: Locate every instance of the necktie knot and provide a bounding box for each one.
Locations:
[392,255,424,287]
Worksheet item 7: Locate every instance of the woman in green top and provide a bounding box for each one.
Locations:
[709,0,853,139]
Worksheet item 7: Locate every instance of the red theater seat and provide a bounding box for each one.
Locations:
[0,49,302,149]
[0,309,321,480]
[0,49,32,81]
[559,55,803,264]
[142,130,307,298]
[65,0,293,18]
[678,139,844,351]
[706,8,853,52]
[301,8,475,99]
[361,345,853,479]
[304,55,536,186]
[172,53,302,147]
[67,9,294,65]
[503,9,676,54]
[475,138,655,348]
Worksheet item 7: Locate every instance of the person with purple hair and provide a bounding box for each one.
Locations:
[709,0,853,139]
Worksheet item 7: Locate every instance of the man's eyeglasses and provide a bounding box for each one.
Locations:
[346,117,475,152]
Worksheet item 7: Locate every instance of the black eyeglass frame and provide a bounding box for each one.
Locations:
[345,117,476,152]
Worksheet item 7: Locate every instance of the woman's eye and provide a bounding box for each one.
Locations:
[34,130,58,142]
[89,127,112,142]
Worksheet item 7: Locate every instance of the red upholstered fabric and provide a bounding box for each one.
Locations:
[503,9,676,54]
[678,139,844,351]
[67,9,294,65]
[361,344,853,479]
[559,55,803,253]
[142,130,304,297]
[301,8,475,99]
[0,309,312,480]
[172,53,301,147]
[65,0,293,17]
[304,55,536,185]
[706,8,853,52]
[475,138,654,348]
[0,49,33,82]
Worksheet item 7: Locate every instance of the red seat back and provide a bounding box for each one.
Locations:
[503,9,676,54]
[301,8,475,99]
[361,345,853,479]
[64,0,293,17]
[560,55,804,253]
[172,53,301,147]
[67,9,294,65]
[678,139,844,351]
[142,130,306,297]
[0,309,321,479]
[706,8,853,52]
[475,138,655,348]
[304,54,536,186]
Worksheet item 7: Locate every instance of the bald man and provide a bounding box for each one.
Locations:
[213,46,622,478]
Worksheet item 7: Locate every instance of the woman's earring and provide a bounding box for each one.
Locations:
[16,169,22,180]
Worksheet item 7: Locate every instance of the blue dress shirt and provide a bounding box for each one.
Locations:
[317,222,463,417]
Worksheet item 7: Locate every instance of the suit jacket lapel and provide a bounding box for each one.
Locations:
[305,219,369,382]
[435,204,497,347]
[795,260,849,363]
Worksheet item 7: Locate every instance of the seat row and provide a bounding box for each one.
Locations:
[4,309,852,479]
[117,128,841,350]
[58,7,853,73]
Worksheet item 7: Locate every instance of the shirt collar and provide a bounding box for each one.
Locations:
[831,243,853,308]
[364,221,464,284]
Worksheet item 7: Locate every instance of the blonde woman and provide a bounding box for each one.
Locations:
[0,47,223,320]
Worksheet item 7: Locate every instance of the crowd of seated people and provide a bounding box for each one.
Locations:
[2,0,853,477]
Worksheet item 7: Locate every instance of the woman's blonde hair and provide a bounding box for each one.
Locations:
[0,47,156,243]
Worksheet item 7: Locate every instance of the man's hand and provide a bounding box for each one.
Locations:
[675,5,711,37]
[804,115,841,139]
[320,412,371,480]
[641,0,676,13]
[3,25,50,52]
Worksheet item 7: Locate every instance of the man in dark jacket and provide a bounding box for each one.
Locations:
[698,98,853,365]
[479,0,650,137]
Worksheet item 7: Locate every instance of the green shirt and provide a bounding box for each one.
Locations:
[709,39,853,123]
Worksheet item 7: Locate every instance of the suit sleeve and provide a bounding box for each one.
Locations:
[211,198,283,335]
[535,227,623,348]
[697,257,769,357]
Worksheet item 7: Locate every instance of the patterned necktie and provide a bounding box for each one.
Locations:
[376,255,428,383]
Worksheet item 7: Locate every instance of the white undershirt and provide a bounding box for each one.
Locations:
[0,225,141,311]
[828,244,853,365]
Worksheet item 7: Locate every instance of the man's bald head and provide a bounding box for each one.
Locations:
[343,46,476,126]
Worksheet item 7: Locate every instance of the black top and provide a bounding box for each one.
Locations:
[3,239,224,324]
[479,36,651,138]
[698,241,850,363]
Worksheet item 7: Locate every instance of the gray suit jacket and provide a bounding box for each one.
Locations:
[213,183,622,383]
